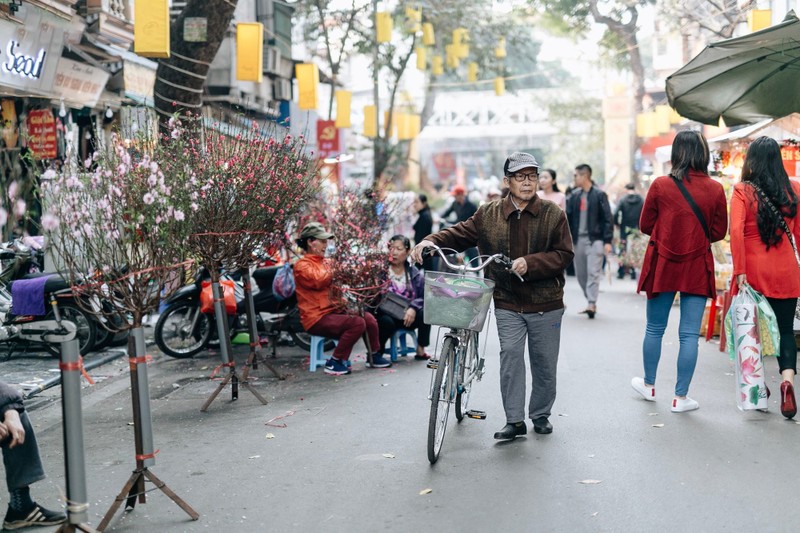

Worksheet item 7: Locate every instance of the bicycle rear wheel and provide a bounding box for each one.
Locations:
[428,337,456,464]
[455,332,479,421]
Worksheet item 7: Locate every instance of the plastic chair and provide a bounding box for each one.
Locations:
[309,336,338,372]
[384,329,418,362]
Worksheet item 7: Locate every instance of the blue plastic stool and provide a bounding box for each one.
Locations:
[384,329,418,362]
[308,336,343,372]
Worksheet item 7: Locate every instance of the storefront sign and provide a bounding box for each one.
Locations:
[2,40,46,79]
[53,57,109,108]
[123,60,156,103]
[27,109,57,159]
[781,145,800,178]
[316,119,340,160]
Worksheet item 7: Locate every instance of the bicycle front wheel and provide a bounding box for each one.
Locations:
[456,332,479,421]
[428,337,456,464]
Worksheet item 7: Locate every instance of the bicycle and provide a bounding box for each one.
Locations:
[422,244,522,464]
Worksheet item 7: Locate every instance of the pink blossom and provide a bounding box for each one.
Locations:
[7,181,17,201]
[143,193,155,205]
[0,208,8,228]
[13,200,26,217]
[41,169,56,181]
[174,210,185,221]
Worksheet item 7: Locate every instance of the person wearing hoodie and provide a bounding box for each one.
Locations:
[614,183,645,280]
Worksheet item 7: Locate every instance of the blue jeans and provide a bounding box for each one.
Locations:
[642,292,707,397]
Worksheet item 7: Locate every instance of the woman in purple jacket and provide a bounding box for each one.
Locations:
[376,235,432,360]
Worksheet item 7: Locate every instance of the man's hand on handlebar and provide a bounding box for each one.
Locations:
[410,240,435,264]
[510,257,528,277]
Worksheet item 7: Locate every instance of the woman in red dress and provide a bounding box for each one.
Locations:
[730,136,800,419]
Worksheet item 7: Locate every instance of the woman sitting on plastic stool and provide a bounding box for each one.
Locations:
[294,222,392,376]
[376,235,432,360]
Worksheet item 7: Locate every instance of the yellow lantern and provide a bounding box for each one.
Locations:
[376,12,393,43]
[422,23,435,46]
[452,28,468,46]
[431,55,444,76]
[494,77,505,96]
[415,47,427,70]
[134,0,170,58]
[395,113,411,140]
[236,23,263,83]
[495,37,506,59]
[295,63,319,110]
[748,9,772,32]
[404,6,422,33]
[335,90,352,128]
[445,44,459,68]
[467,62,478,82]
[364,105,377,138]
[456,43,469,59]
[654,105,671,134]
[409,114,421,138]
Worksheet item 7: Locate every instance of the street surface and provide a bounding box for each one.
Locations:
[3,275,799,532]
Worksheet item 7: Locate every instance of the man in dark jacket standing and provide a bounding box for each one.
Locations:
[412,193,435,271]
[566,164,613,318]
[0,380,66,529]
[614,183,644,280]
[412,152,574,440]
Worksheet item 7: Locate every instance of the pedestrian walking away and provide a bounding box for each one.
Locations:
[729,136,800,419]
[0,380,67,529]
[631,130,728,413]
[411,151,574,440]
[614,182,644,280]
[565,164,613,318]
[293,222,392,375]
[441,185,479,263]
[412,193,435,272]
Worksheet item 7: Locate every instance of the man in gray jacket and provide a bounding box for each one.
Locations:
[412,152,574,440]
[1,380,66,529]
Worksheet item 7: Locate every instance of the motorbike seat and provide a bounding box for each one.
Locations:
[10,273,71,294]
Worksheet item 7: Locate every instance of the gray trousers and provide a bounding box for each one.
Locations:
[495,308,564,423]
[574,237,604,305]
[2,411,45,490]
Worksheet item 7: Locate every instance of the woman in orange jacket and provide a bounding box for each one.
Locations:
[730,136,800,419]
[293,222,390,376]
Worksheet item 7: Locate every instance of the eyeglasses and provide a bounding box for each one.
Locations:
[509,172,539,182]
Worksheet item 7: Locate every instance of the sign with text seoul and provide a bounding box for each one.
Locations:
[1,40,47,80]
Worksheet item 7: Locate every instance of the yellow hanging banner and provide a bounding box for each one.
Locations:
[404,6,421,33]
[445,44,459,68]
[495,37,506,58]
[376,12,393,43]
[467,62,478,82]
[748,9,771,32]
[236,23,263,82]
[422,23,435,46]
[395,113,411,140]
[452,28,468,46]
[431,55,444,76]
[415,47,427,70]
[494,77,505,96]
[409,114,421,138]
[654,105,671,134]
[134,0,170,58]
[295,63,319,110]
[364,105,377,138]
[335,90,352,128]
[456,44,469,59]
[669,107,683,124]
[636,112,657,138]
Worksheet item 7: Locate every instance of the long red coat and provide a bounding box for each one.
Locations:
[637,170,728,299]
[730,180,800,298]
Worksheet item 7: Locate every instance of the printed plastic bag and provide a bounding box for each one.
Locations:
[199,279,237,315]
[272,263,295,301]
[724,286,768,411]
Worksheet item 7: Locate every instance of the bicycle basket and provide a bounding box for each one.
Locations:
[423,271,495,332]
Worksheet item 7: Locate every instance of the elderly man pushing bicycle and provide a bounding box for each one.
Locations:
[411,152,573,440]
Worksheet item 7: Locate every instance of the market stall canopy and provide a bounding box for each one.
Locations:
[707,113,800,148]
[666,11,800,127]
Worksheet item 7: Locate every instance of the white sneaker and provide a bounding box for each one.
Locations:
[671,397,699,413]
[631,377,656,402]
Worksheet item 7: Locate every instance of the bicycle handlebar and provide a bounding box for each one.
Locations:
[423,244,524,281]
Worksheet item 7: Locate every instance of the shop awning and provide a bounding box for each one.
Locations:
[707,113,800,147]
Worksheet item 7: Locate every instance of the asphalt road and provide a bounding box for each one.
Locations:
[4,276,800,532]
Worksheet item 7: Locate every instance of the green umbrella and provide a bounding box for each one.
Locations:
[666,11,800,126]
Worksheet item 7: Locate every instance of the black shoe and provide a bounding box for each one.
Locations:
[4,503,67,529]
[532,417,553,434]
[493,422,527,440]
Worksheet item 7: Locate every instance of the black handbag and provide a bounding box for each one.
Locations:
[378,292,412,321]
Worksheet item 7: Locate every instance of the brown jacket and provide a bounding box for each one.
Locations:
[427,196,574,313]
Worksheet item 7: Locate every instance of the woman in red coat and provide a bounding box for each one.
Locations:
[631,130,728,413]
[730,136,800,419]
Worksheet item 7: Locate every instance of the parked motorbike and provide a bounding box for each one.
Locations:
[154,265,324,359]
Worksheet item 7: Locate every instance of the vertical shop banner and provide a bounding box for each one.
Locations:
[317,120,340,186]
[27,109,57,159]
[781,145,800,178]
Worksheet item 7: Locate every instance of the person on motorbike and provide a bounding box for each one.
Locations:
[294,222,392,375]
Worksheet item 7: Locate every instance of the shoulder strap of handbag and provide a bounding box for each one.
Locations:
[749,182,800,268]
[670,176,710,240]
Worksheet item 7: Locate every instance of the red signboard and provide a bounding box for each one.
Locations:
[781,145,799,178]
[316,119,340,160]
[27,109,57,159]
